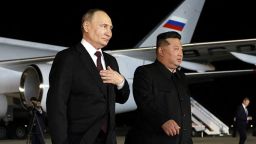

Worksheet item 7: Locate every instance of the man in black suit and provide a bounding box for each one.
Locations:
[125,31,192,144]
[235,97,250,144]
[46,9,130,144]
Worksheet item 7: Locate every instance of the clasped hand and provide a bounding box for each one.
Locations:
[100,66,124,86]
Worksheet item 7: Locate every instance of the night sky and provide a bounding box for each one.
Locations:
[1,0,256,126]
[1,0,256,49]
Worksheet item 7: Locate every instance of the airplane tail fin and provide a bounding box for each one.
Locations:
[136,0,205,47]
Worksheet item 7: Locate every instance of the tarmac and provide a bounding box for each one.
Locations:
[1,135,256,144]
[1,129,256,144]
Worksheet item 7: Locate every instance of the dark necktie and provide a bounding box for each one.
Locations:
[94,51,108,133]
[95,51,103,71]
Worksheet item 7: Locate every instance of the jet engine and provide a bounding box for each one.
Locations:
[19,64,51,112]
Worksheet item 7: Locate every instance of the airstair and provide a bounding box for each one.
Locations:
[191,97,230,136]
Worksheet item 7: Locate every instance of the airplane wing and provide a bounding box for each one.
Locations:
[3,37,256,72]
[0,37,65,61]
[109,38,256,72]
[182,38,256,64]
[0,37,65,71]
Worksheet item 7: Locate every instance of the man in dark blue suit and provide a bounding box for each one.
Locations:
[235,97,250,144]
[46,9,130,144]
[125,31,192,144]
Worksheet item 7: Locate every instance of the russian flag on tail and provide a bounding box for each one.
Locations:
[163,16,187,31]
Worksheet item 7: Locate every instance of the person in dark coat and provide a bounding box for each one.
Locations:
[46,9,130,144]
[125,31,193,144]
[235,97,251,144]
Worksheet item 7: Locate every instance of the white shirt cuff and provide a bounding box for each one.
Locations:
[117,79,125,90]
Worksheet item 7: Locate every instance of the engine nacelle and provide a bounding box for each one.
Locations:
[19,64,51,112]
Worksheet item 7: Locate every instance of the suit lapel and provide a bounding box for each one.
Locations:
[76,43,107,96]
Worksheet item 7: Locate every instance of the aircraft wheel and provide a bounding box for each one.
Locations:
[15,126,27,139]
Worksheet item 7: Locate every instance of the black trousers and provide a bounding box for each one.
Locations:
[238,126,247,144]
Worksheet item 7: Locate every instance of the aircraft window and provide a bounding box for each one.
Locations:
[236,44,256,52]
[208,47,227,55]
[183,49,200,58]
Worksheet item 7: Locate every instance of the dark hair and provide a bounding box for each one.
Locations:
[81,8,106,32]
[156,31,181,48]
[243,97,250,101]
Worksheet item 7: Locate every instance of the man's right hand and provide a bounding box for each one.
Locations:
[161,120,180,136]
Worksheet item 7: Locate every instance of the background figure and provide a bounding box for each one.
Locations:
[125,31,193,144]
[235,97,251,144]
[27,97,46,144]
[46,9,130,144]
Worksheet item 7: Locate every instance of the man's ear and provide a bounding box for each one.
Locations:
[83,22,89,32]
[158,47,164,56]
